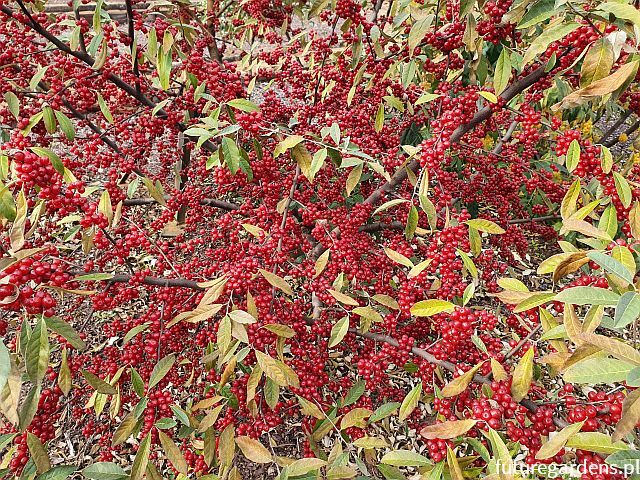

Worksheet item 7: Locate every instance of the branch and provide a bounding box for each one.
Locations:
[599,110,632,145]
[72,271,205,290]
[350,328,569,428]
[123,196,241,211]
[603,118,640,148]
[363,64,549,207]
[1,2,218,154]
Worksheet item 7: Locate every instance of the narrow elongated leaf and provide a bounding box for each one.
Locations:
[26,318,50,385]
[554,287,619,306]
[158,430,188,474]
[563,357,635,384]
[329,317,349,348]
[82,462,128,480]
[410,299,455,317]
[44,316,86,351]
[536,421,585,460]
[511,347,534,402]
[130,433,151,480]
[148,354,176,389]
[420,419,477,440]
[236,436,272,463]
[566,432,629,455]
[82,371,117,395]
[399,383,421,421]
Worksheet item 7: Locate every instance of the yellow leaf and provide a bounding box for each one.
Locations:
[420,419,477,440]
[314,249,330,278]
[442,363,483,398]
[259,269,293,295]
[341,407,372,430]
[536,421,585,459]
[613,388,640,442]
[236,436,272,464]
[511,347,534,402]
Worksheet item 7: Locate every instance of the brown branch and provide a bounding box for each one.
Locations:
[124,0,141,93]
[350,328,569,428]
[599,110,632,145]
[603,118,640,148]
[363,64,549,207]
[123,196,240,210]
[1,2,218,154]
[72,271,205,290]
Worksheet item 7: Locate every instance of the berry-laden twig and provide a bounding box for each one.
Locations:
[350,328,569,428]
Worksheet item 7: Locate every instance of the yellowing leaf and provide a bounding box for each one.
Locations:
[399,383,421,421]
[314,249,330,278]
[442,363,483,398]
[329,317,349,348]
[384,247,413,268]
[536,421,585,460]
[410,299,455,317]
[420,419,477,440]
[259,269,293,295]
[613,388,640,442]
[465,219,505,234]
[341,407,372,429]
[235,436,272,463]
[511,347,534,402]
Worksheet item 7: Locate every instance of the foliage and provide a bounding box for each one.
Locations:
[2,0,640,478]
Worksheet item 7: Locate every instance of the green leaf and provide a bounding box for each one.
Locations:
[408,15,434,53]
[130,433,151,480]
[227,98,259,112]
[82,462,128,480]
[19,384,41,431]
[44,316,86,351]
[343,380,366,407]
[374,103,385,133]
[615,292,640,329]
[565,432,629,455]
[494,48,511,96]
[0,341,9,393]
[30,148,64,175]
[329,317,349,348]
[517,0,556,29]
[82,371,117,395]
[35,465,76,480]
[563,357,635,384]
[613,172,632,209]
[580,37,615,88]
[554,286,620,306]
[29,66,49,91]
[399,383,421,421]
[148,354,176,389]
[123,323,150,344]
[27,432,51,474]
[54,111,75,140]
[565,139,580,172]
[26,318,50,385]
[606,449,640,471]
[0,184,16,222]
[369,402,400,423]
[42,106,56,134]
[587,251,634,284]
[380,450,431,467]
[221,137,241,175]
[405,205,418,240]
[523,22,580,65]
[597,2,640,30]
[4,92,19,119]
[96,93,113,123]
[598,204,618,239]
